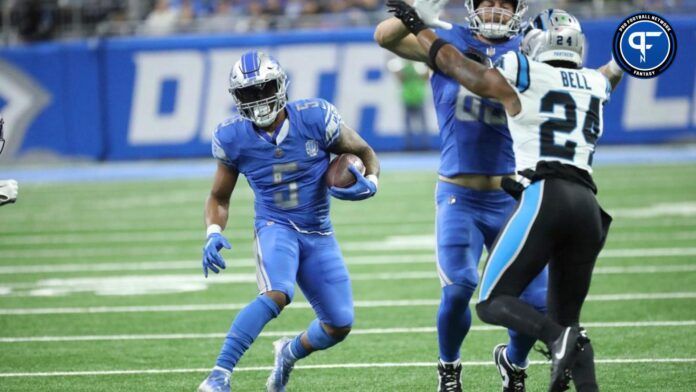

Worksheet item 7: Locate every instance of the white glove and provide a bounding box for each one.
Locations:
[0,179,18,206]
[413,0,453,30]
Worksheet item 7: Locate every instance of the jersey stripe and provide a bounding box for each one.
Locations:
[478,180,545,302]
[516,52,531,93]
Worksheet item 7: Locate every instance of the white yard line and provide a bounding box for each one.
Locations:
[0,358,694,378]
[4,239,696,259]
[1,292,694,315]
[0,255,436,274]
[6,227,696,248]
[1,253,696,276]
[0,320,693,343]
[1,266,696,297]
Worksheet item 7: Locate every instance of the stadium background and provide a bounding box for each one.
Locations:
[1,0,695,391]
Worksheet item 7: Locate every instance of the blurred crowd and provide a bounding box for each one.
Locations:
[1,0,695,43]
[139,0,383,35]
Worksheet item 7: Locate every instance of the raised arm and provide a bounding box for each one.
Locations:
[387,0,521,115]
[597,58,624,91]
[374,17,429,62]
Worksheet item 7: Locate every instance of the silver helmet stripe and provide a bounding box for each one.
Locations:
[229,51,288,128]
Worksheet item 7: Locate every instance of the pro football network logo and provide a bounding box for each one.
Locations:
[612,13,677,78]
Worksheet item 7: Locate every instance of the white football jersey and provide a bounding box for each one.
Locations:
[496,51,612,174]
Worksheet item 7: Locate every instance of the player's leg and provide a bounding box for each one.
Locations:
[546,197,610,392]
[480,189,549,376]
[477,189,548,392]
[266,233,353,391]
[200,224,300,392]
[475,181,561,344]
[434,182,486,391]
[476,180,598,391]
[296,233,354,354]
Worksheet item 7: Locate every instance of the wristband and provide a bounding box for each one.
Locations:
[428,38,450,74]
[206,224,222,238]
[607,58,623,77]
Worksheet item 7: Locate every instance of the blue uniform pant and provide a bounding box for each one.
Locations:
[435,181,548,365]
[215,222,353,371]
[254,222,354,328]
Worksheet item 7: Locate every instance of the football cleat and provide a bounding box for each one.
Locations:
[266,337,296,392]
[493,344,527,392]
[198,366,232,392]
[437,359,462,392]
[548,327,590,392]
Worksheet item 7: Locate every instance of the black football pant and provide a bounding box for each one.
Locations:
[476,178,611,392]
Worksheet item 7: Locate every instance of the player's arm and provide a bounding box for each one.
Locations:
[597,58,624,91]
[387,1,521,115]
[374,17,429,62]
[202,162,238,277]
[416,29,521,115]
[327,124,380,201]
[329,124,380,178]
[205,162,239,230]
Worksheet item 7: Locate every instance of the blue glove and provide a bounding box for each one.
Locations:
[329,165,378,201]
[202,233,232,278]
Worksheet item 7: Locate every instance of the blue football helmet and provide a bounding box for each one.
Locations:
[228,51,289,128]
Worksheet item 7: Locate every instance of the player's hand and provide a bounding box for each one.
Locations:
[202,233,231,278]
[386,0,428,35]
[329,165,378,201]
[0,179,18,206]
[414,0,453,30]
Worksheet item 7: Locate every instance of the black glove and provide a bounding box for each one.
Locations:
[386,0,427,35]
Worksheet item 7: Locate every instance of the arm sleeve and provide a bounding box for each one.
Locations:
[495,51,530,93]
[317,99,342,149]
[212,128,238,169]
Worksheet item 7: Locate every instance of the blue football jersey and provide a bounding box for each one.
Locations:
[432,24,522,177]
[212,98,342,234]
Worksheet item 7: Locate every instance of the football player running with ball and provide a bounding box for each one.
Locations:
[376,1,547,391]
[388,1,623,391]
[198,51,380,392]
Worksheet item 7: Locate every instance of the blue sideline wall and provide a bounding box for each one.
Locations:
[0,18,694,161]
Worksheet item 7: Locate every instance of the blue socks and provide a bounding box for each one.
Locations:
[216,295,280,371]
[289,319,342,360]
[437,284,474,362]
[506,329,536,367]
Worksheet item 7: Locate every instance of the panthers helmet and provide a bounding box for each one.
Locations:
[229,51,288,128]
[523,9,585,68]
[465,0,528,39]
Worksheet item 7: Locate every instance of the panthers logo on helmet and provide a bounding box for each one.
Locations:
[612,12,677,78]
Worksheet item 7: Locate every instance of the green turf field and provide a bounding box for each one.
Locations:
[0,163,695,391]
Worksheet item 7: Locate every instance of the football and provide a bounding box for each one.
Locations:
[325,153,365,188]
